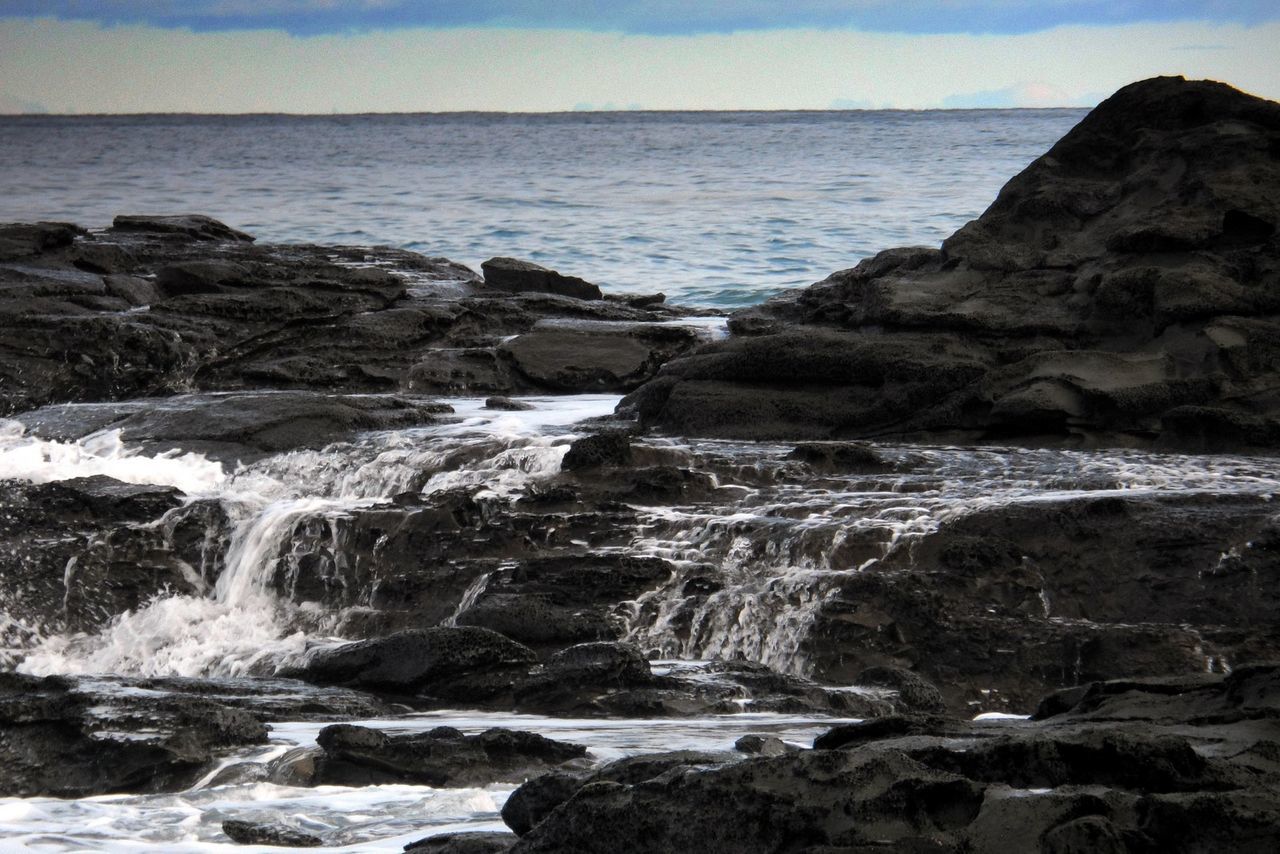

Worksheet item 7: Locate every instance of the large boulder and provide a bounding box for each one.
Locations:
[502,320,704,392]
[625,77,1280,452]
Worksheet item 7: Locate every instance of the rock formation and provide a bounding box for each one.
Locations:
[623,77,1280,452]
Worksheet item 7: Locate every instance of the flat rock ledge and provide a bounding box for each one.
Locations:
[0,217,717,414]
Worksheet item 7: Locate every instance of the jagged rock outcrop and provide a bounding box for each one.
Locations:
[0,476,203,646]
[623,77,1280,452]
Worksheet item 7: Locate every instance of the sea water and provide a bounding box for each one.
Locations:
[0,109,1084,306]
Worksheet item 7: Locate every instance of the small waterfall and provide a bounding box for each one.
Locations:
[445,571,493,626]
[619,441,1280,676]
[7,395,621,678]
[6,400,1280,680]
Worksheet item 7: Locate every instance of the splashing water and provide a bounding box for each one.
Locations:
[6,397,1279,681]
[0,419,227,495]
[10,396,622,678]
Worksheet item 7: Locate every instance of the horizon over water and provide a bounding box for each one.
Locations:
[0,109,1087,307]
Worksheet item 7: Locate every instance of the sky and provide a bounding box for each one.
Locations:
[1,1,1278,113]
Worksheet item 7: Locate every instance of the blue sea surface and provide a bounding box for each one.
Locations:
[0,110,1086,307]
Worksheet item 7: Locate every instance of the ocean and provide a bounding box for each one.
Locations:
[0,109,1086,306]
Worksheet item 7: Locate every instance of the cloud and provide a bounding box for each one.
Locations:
[0,91,47,113]
[1,18,1276,113]
[2,1,1278,36]
[941,82,1100,108]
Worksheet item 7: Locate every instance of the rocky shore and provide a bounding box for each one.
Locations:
[1,75,1279,851]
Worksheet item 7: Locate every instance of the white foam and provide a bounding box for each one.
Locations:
[0,709,849,852]
[0,420,226,495]
[11,396,621,678]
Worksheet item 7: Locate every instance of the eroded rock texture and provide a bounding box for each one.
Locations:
[625,77,1280,452]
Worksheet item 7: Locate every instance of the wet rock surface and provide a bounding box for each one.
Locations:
[0,475,195,646]
[14,391,454,462]
[0,218,714,414]
[222,820,322,848]
[625,77,1280,452]
[0,672,268,797]
[506,668,1280,854]
[270,723,589,787]
[289,631,894,718]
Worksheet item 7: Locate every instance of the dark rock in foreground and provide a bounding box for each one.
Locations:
[506,667,1280,853]
[625,77,1280,452]
[222,820,322,848]
[0,672,267,797]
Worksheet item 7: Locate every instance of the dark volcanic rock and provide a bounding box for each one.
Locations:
[560,432,633,470]
[15,391,453,461]
[222,820,322,847]
[0,476,200,644]
[481,257,602,300]
[284,724,588,787]
[0,672,267,797]
[0,215,711,412]
[0,221,83,259]
[111,214,255,242]
[502,320,704,392]
[405,832,516,854]
[502,750,738,837]
[510,749,984,853]
[625,77,1280,452]
[509,670,1280,852]
[284,627,538,693]
[804,490,1280,711]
